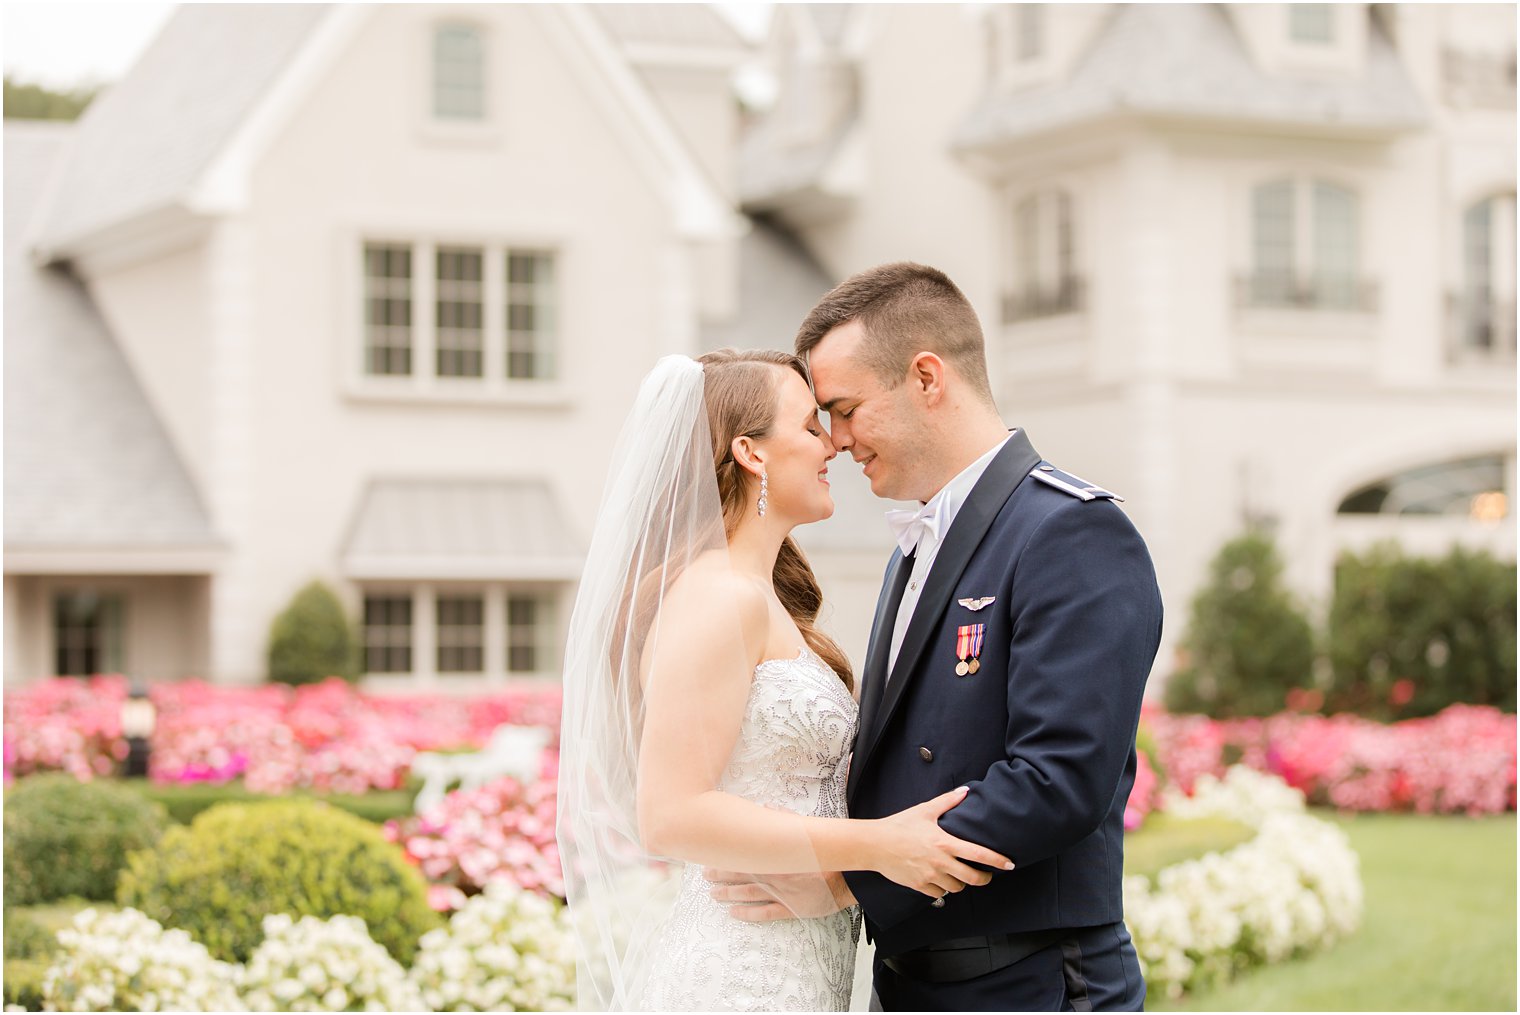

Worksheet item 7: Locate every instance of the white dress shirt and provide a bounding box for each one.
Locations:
[887,433,1014,675]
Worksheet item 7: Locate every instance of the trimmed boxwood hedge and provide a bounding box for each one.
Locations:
[116,797,440,964]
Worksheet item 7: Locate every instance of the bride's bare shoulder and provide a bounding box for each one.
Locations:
[663,553,768,634]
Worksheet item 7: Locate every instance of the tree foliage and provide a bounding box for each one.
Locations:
[3,77,98,121]
[1165,530,1316,717]
[267,580,358,685]
[1326,542,1516,719]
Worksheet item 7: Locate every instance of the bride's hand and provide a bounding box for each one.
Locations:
[871,787,1015,899]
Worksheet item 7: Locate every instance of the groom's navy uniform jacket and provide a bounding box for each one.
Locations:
[844,429,1162,961]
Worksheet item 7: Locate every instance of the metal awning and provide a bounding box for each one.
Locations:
[340,478,583,581]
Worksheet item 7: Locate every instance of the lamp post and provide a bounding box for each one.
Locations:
[121,682,157,779]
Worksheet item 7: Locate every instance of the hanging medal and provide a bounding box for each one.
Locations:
[955,624,985,677]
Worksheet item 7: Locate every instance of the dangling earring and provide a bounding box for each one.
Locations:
[757,470,769,518]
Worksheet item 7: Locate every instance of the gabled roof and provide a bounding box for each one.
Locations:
[33,4,737,262]
[955,4,1428,151]
[31,4,329,259]
[4,123,221,562]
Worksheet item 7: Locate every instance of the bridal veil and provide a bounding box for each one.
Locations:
[557,354,732,1009]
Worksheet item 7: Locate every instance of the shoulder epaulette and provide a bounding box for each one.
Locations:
[1029,463,1125,502]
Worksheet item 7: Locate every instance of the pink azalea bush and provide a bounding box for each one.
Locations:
[3,676,562,795]
[384,765,563,911]
[1145,703,1516,815]
[3,674,131,784]
[1124,748,1161,831]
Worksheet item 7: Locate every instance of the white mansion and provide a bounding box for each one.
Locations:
[5,4,1514,690]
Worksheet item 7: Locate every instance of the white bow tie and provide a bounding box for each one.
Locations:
[885,500,944,557]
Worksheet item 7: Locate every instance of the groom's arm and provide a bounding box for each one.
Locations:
[847,499,1161,931]
[940,500,1160,862]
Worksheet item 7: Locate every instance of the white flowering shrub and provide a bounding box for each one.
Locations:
[240,913,425,1012]
[409,880,576,1011]
[1159,764,1311,828]
[40,907,245,1012]
[1125,765,1363,1000]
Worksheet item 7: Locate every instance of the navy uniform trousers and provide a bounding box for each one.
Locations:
[873,923,1146,1012]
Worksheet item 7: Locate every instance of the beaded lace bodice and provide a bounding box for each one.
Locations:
[636,647,863,1011]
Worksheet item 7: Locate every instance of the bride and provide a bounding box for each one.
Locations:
[557,350,1011,1011]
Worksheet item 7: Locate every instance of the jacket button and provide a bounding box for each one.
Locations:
[919,747,933,762]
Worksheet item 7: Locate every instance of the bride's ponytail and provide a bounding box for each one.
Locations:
[773,536,854,693]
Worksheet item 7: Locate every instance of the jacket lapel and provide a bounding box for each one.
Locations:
[849,549,912,800]
[851,431,1042,785]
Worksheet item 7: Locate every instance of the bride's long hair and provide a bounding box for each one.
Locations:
[697,349,855,693]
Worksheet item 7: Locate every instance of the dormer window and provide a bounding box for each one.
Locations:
[988,3,1053,89]
[1017,4,1045,63]
[1289,4,1334,45]
[433,23,485,121]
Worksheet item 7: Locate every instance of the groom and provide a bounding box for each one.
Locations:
[718,262,1161,1010]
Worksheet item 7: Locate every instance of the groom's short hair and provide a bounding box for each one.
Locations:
[794,261,994,402]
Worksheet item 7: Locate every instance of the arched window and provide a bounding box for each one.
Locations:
[1338,454,1509,519]
[433,23,485,121]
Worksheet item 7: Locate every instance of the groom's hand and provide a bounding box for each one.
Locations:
[703,869,856,922]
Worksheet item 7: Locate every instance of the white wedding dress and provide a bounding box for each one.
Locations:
[636,646,863,1012]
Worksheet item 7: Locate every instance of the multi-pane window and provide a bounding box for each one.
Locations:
[364,244,413,375]
[436,595,485,672]
[1006,189,1079,322]
[1247,178,1364,310]
[1460,194,1517,354]
[436,247,484,378]
[53,591,124,677]
[1289,4,1334,45]
[364,595,413,674]
[360,242,557,385]
[507,594,553,673]
[433,23,485,121]
[361,588,557,678]
[507,252,556,380]
[1251,180,1295,305]
[1311,181,1358,308]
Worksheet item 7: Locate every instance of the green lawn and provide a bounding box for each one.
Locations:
[1150,811,1517,1012]
[1124,813,1256,879]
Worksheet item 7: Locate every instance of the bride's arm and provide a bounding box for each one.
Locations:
[635,569,1011,896]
